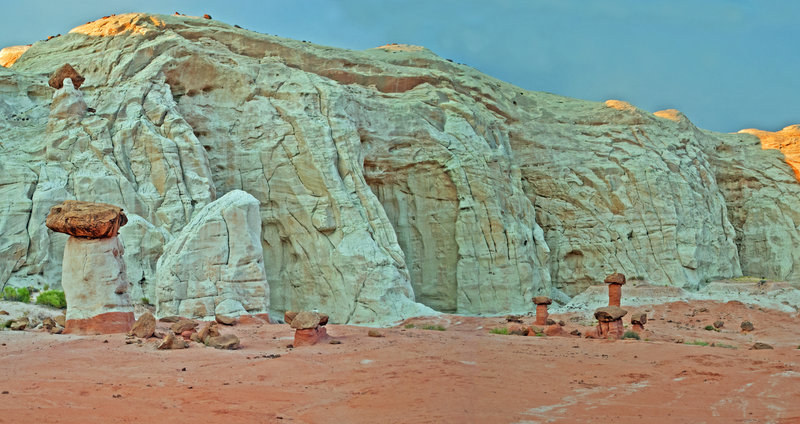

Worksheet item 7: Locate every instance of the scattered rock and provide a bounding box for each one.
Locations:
[54,315,66,327]
[750,342,773,350]
[159,316,182,323]
[10,317,29,331]
[203,14,212,19]
[570,329,581,336]
[171,319,199,334]
[205,334,240,350]
[546,318,556,326]
[45,200,127,239]
[196,322,221,342]
[531,296,552,305]
[130,312,156,338]
[215,314,237,326]
[630,313,647,325]
[740,321,754,332]
[329,340,342,345]
[48,63,85,89]
[42,317,62,334]
[713,320,724,329]
[528,326,543,336]
[506,315,523,323]
[157,333,189,350]
[0,311,8,315]
[367,329,384,338]
[508,324,528,336]
[543,324,562,336]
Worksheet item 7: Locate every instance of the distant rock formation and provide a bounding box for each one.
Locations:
[0,45,30,67]
[0,13,799,323]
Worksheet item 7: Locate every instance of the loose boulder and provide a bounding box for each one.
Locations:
[130,312,156,338]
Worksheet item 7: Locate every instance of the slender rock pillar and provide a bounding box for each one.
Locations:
[532,296,552,326]
[604,273,626,307]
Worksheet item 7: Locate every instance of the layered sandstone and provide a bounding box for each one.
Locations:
[0,13,799,324]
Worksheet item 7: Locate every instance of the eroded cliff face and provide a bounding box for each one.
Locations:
[1,13,798,322]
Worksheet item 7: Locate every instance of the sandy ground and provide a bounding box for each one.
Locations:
[1,299,799,424]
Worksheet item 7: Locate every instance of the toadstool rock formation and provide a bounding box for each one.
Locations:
[588,306,628,340]
[630,312,647,333]
[286,311,330,346]
[46,200,134,334]
[532,296,552,326]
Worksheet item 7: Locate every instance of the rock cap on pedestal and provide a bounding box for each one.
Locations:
[630,312,647,325]
[46,200,127,239]
[594,306,628,322]
[532,296,552,305]
[49,63,85,89]
[604,273,626,285]
[289,311,328,329]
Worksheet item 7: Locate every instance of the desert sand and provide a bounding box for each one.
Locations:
[1,299,798,423]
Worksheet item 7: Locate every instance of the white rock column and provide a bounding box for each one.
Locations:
[62,236,134,334]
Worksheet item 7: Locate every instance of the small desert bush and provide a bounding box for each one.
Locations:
[35,290,66,309]
[490,327,509,335]
[3,287,30,303]
[622,331,640,340]
[714,343,737,349]
[404,323,415,329]
[704,325,719,332]
[685,340,710,346]
[422,324,446,331]
[141,297,151,305]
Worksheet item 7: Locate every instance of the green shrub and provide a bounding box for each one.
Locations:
[685,340,710,346]
[3,287,30,303]
[715,343,737,349]
[35,290,66,309]
[490,327,509,335]
[2,320,11,328]
[703,325,720,332]
[422,324,446,331]
[404,323,415,329]
[622,331,640,340]
[141,297,151,305]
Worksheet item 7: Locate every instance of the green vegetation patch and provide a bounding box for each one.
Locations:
[490,327,509,335]
[404,323,415,329]
[422,324,446,331]
[35,290,67,309]
[3,287,30,303]
[622,330,640,340]
[685,340,710,346]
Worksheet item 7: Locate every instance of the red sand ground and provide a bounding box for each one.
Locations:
[1,300,798,423]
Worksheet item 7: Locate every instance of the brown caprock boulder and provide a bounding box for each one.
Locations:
[46,200,127,239]
[48,63,85,89]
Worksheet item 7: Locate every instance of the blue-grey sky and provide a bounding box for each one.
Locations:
[1,0,797,133]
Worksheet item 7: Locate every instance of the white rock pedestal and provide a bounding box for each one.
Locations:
[62,236,134,334]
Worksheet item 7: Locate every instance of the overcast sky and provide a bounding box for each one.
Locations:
[1,0,796,133]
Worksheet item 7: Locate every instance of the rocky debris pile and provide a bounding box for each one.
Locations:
[130,315,240,350]
[46,201,134,335]
[285,311,330,347]
[587,306,628,339]
[741,321,755,332]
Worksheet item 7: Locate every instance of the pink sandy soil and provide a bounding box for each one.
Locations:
[1,300,798,423]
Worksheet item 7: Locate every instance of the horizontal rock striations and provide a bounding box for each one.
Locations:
[0,13,799,323]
